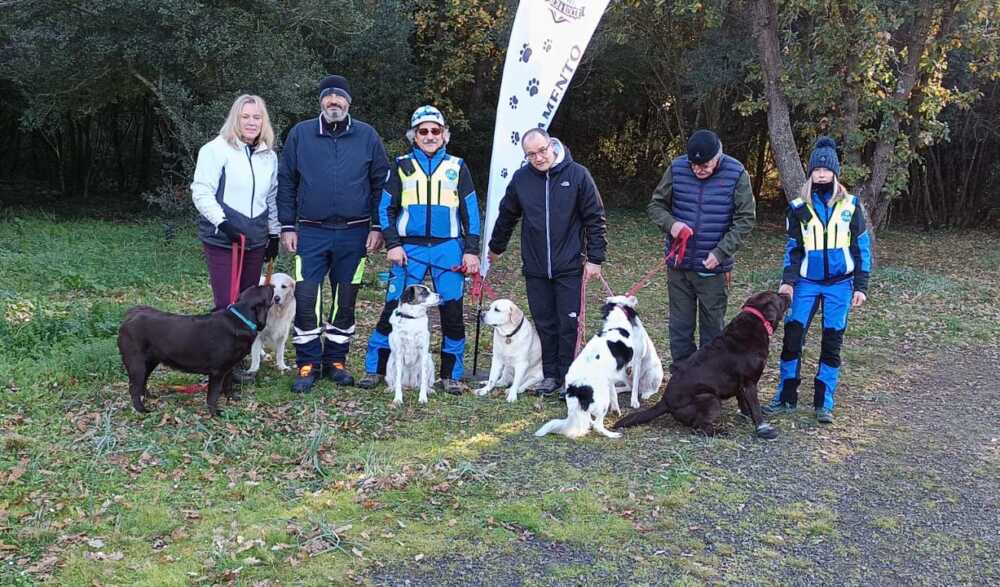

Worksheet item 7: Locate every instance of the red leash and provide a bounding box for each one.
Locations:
[228,235,246,304]
[174,235,247,395]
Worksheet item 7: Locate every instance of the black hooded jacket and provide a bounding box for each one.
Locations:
[489,140,607,278]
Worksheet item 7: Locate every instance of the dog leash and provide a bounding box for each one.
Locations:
[229,235,246,304]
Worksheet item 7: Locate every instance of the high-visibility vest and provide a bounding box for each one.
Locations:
[793,194,857,278]
[396,155,463,238]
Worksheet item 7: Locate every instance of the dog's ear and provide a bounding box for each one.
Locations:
[509,303,524,325]
[623,304,638,326]
[400,285,415,305]
[254,285,274,326]
[778,291,791,311]
[600,302,614,320]
[606,339,634,371]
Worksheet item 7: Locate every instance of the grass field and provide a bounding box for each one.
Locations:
[1,207,998,586]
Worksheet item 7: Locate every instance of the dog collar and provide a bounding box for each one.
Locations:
[227,305,258,331]
[741,306,773,336]
[500,317,525,344]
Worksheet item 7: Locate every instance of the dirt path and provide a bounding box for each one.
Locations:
[369,345,1000,586]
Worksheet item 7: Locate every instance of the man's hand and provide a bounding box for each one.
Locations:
[670,221,692,239]
[387,246,407,266]
[281,231,298,253]
[583,262,602,281]
[366,230,384,253]
[462,253,480,275]
[778,282,794,301]
[852,291,867,307]
[488,249,500,265]
[702,252,720,270]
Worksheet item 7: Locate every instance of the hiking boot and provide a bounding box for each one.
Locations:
[439,378,464,396]
[357,372,384,389]
[531,378,560,398]
[324,362,355,386]
[762,402,796,416]
[292,364,320,394]
[815,409,834,424]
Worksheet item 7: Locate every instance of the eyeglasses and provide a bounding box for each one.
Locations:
[417,127,442,136]
[524,144,550,160]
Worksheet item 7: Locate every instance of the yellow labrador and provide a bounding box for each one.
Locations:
[248,272,295,373]
[474,299,544,403]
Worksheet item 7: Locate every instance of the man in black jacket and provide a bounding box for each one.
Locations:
[488,128,607,397]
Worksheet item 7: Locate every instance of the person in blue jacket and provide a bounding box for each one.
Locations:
[358,106,481,395]
[488,128,607,398]
[764,136,873,424]
[277,75,390,394]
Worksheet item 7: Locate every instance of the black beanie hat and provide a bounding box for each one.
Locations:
[687,129,721,164]
[318,75,352,103]
[808,136,841,176]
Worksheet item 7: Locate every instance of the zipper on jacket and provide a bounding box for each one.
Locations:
[820,197,830,280]
[545,171,552,279]
[695,180,706,266]
[425,174,433,238]
[245,145,256,222]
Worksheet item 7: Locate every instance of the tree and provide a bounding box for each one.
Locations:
[749,0,997,229]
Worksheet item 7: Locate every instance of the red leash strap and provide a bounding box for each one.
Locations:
[229,235,246,304]
[597,273,615,297]
[665,226,692,268]
[625,256,668,298]
[263,259,274,286]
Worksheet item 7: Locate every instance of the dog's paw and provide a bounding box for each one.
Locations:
[756,423,779,440]
[630,399,640,409]
[473,386,490,397]
[505,392,518,403]
[605,430,622,439]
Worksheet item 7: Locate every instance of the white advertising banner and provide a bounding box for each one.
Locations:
[479,0,612,274]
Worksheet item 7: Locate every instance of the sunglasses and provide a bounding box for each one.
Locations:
[417,127,443,136]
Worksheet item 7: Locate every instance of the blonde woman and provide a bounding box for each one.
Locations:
[764,137,873,424]
[191,94,280,311]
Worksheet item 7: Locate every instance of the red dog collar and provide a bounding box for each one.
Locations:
[741,306,774,336]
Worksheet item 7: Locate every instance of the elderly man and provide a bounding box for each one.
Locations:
[488,128,607,398]
[358,106,481,395]
[648,129,756,371]
[277,74,390,394]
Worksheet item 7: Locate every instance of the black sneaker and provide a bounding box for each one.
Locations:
[292,364,320,394]
[439,378,464,396]
[531,378,560,398]
[357,372,383,389]
[324,362,355,386]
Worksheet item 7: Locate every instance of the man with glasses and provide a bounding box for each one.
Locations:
[489,128,607,398]
[358,106,481,395]
[648,129,756,372]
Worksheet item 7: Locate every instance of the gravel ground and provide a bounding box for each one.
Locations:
[369,344,1000,586]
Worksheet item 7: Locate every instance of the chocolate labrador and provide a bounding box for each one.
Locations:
[612,291,790,439]
[117,284,275,416]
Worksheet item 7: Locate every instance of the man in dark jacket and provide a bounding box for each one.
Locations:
[277,74,390,394]
[647,129,755,371]
[488,128,607,397]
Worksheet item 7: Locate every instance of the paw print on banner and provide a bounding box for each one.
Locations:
[509,95,519,110]
[510,131,520,145]
[519,43,532,63]
[543,39,553,52]
[500,168,508,179]
[526,78,540,97]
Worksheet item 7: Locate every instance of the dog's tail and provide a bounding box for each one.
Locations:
[535,398,590,438]
[612,400,670,429]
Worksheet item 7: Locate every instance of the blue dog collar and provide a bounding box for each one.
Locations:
[227,305,257,331]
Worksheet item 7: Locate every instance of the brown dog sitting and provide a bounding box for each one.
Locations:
[612,291,790,439]
[117,284,275,417]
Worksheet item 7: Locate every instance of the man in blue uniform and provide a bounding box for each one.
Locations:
[358,106,481,395]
